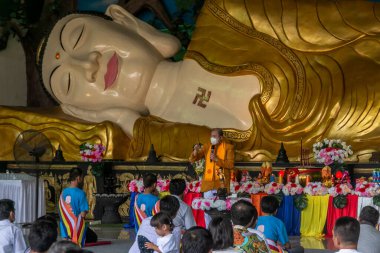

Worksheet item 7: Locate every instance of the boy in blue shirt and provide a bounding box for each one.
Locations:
[59,167,89,246]
[136,173,159,218]
[256,196,303,253]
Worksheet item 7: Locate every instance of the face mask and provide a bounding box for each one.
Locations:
[210,137,219,145]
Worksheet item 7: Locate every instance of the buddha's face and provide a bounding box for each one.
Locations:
[41,13,164,113]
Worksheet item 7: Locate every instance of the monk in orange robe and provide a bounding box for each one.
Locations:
[189,128,235,192]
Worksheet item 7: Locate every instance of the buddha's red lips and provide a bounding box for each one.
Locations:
[104,53,118,90]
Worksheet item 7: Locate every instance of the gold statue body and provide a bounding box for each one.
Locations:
[2,0,380,161]
[83,165,97,219]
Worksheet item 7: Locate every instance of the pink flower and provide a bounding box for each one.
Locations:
[226,199,232,210]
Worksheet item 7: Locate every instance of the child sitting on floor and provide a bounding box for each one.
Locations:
[333,216,362,253]
[256,196,304,253]
[145,212,179,253]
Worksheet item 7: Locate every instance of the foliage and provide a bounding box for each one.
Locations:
[0,0,49,50]
[373,195,380,207]
[91,163,104,177]
[333,194,348,209]
[274,192,283,206]
[294,194,308,211]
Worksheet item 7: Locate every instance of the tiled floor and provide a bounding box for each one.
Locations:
[85,225,337,253]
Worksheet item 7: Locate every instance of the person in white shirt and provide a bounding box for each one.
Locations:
[357,206,380,253]
[0,199,27,253]
[145,213,178,253]
[129,195,181,253]
[333,216,362,253]
[169,179,196,230]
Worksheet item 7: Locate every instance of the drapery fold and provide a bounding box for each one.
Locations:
[326,195,358,237]
[0,179,45,223]
[183,192,206,227]
[300,195,329,237]
[276,195,301,236]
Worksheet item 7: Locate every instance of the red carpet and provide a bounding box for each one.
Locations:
[84,241,112,247]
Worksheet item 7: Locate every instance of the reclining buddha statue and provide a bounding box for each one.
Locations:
[1,0,380,161]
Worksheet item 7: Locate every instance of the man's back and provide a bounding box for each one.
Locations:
[358,224,380,253]
[59,187,89,239]
[256,215,288,245]
[136,193,159,217]
[172,196,196,229]
[0,219,26,253]
[61,187,88,216]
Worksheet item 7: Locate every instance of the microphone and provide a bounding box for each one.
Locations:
[210,145,215,162]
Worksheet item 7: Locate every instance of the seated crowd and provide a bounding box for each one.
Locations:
[1,172,380,253]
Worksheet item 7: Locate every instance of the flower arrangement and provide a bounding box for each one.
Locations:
[328,183,352,197]
[156,179,170,192]
[313,139,353,166]
[79,143,105,162]
[240,170,252,182]
[264,182,283,195]
[186,180,202,193]
[128,179,144,193]
[282,182,304,196]
[191,197,249,211]
[230,181,241,193]
[354,181,379,197]
[333,170,351,186]
[328,183,353,209]
[238,181,264,194]
[128,179,170,193]
[303,182,328,196]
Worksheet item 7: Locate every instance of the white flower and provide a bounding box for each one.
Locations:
[213,200,227,211]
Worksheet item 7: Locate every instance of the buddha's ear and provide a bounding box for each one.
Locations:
[106,4,181,58]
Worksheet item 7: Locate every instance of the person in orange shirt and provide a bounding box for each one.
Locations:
[189,128,235,195]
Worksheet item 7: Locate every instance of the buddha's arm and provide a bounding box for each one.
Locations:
[235,0,380,52]
[61,104,140,138]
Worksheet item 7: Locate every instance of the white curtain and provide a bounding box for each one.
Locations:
[0,174,45,223]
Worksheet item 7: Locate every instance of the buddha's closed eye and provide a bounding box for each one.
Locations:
[67,73,71,95]
[73,24,84,50]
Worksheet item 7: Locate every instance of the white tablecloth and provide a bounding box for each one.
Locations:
[0,174,45,223]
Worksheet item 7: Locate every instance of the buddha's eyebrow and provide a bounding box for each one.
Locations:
[49,65,60,100]
[59,23,67,52]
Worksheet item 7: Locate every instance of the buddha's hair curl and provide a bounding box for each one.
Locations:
[36,11,112,101]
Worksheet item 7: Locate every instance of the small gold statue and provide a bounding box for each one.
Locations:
[321,166,333,187]
[83,165,97,219]
[260,162,272,184]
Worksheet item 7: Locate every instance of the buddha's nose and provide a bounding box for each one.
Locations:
[72,52,100,82]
